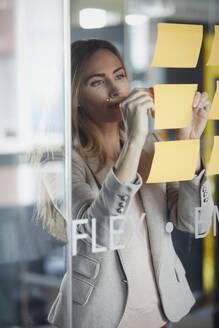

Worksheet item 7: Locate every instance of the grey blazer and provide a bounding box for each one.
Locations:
[41,133,214,328]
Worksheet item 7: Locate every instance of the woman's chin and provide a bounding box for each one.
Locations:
[110,113,123,122]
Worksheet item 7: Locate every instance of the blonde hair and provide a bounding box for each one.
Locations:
[71,39,126,174]
[32,40,127,241]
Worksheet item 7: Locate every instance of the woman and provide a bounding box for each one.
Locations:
[40,39,213,328]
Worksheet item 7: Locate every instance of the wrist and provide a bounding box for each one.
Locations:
[128,134,146,147]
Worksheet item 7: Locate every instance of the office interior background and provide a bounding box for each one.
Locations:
[0,0,219,327]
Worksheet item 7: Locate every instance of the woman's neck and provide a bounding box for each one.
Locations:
[97,123,122,161]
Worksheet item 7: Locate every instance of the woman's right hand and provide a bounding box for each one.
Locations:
[120,88,154,145]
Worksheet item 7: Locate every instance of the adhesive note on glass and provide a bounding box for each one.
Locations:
[209,81,219,119]
[207,136,219,175]
[154,84,197,129]
[146,139,200,183]
[207,26,219,66]
[151,23,203,68]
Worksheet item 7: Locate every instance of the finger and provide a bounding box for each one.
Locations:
[150,108,155,118]
[122,88,153,105]
[120,92,145,108]
[193,91,201,108]
[120,98,154,120]
[194,100,211,118]
[148,87,154,100]
[121,98,154,114]
[135,87,154,99]
[199,92,209,108]
[202,100,211,112]
[131,87,153,94]
[121,93,153,110]
[143,99,154,110]
[134,98,154,111]
[135,99,154,119]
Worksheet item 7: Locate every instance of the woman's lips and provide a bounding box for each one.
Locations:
[108,103,120,109]
[106,96,126,109]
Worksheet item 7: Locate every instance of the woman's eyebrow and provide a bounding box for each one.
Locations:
[113,66,124,74]
[85,66,124,84]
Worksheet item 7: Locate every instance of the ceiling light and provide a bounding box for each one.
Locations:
[79,8,106,29]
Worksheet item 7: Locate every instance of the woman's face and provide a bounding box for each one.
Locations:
[78,49,130,126]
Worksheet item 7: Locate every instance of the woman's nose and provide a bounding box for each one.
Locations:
[109,84,120,98]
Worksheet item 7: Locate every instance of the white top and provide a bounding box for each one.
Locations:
[94,161,168,328]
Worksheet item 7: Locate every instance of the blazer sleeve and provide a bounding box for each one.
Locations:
[166,162,214,234]
[41,151,143,247]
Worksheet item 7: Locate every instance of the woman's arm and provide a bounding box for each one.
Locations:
[114,135,145,183]
[114,88,154,183]
[166,170,214,235]
[169,91,214,234]
[151,133,214,235]
[41,150,143,248]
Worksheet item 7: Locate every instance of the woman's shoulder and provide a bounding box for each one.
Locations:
[38,148,87,179]
[41,148,86,164]
[72,147,85,162]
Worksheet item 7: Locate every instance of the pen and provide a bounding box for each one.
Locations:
[106,96,126,104]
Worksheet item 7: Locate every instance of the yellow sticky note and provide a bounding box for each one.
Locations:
[207,26,219,66]
[209,81,219,119]
[208,136,219,175]
[146,140,200,183]
[151,23,203,68]
[154,84,197,130]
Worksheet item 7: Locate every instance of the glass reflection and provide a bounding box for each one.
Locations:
[0,0,65,326]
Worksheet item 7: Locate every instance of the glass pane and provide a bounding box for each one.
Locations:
[2,0,217,327]
[0,0,66,326]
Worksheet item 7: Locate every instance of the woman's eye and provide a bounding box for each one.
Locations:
[91,80,104,87]
[115,74,126,80]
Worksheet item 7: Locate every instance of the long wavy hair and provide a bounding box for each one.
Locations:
[32,40,127,242]
[71,39,126,174]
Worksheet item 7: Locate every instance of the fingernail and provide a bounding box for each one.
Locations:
[193,100,199,107]
[106,98,110,102]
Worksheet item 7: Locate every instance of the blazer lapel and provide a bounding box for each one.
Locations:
[138,184,165,277]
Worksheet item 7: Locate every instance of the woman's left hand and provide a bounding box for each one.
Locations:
[176,91,211,140]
